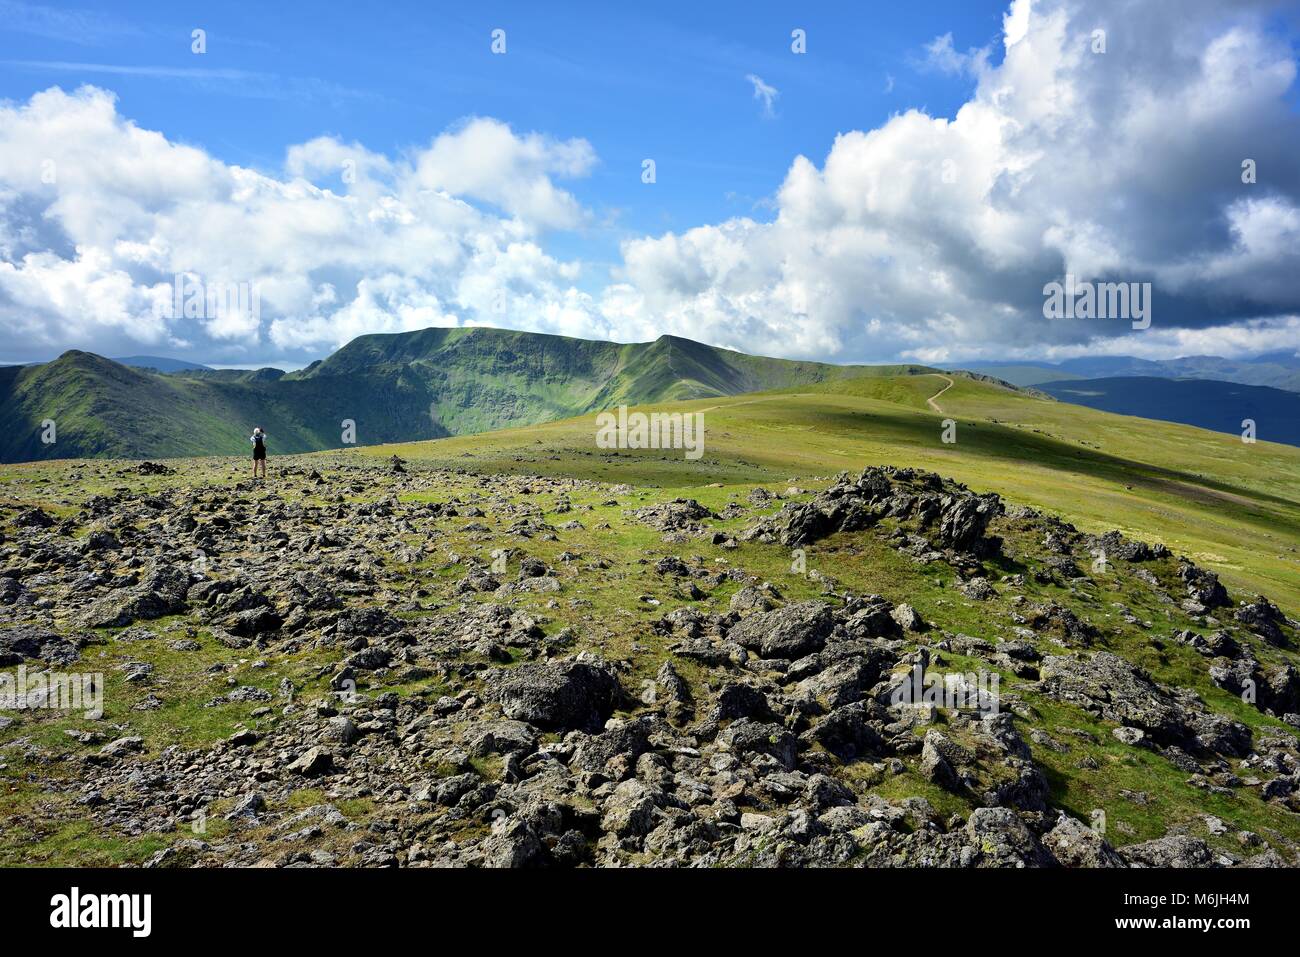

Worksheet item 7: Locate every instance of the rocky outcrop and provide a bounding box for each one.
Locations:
[1,455,1296,871]
[743,467,1003,558]
[1040,652,1251,757]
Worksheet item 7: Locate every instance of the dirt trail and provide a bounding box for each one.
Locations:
[925,374,954,414]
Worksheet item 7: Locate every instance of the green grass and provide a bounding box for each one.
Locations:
[2,370,1298,864]
[1,328,938,463]
[353,372,1300,612]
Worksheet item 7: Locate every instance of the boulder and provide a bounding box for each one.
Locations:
[727,601,836,659]
[492,658,623,732]
[964,807,1055,867]
[1120,835,1218,868]
[287,746,334,777]
[1042,814,1125,867]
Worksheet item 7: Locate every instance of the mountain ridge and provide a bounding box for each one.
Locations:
[0,327,938,463]
[961,353,1300,392]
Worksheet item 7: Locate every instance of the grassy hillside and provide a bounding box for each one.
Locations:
[0,328,930,463]
[293,327,927,434]
[0,351,448,462]
[361,372,1300,611]
[2,370,1298,869]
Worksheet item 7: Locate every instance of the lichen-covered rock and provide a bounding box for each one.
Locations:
[1120,835,1219,868]
[964,807,1056,868]
[491,657,623,732]
[1043,814,1125,868]
[726,600,836,659]
[743,467,1003,557]
[1041,652,1250,757]
[1236,596,1290,646]
[1180,562,1231,609]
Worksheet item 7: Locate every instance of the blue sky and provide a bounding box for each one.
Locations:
[1,0,1007,278]
[2,0,1300,368]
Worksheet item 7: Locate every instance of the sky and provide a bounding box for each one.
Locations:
[1,0,1299,369]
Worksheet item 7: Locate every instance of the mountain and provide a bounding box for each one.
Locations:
[0,351,436,463]
[291,327,932,435]
[959,353,1300,392]
[13,329,1294,463]
[1040,376,1300,446]
[0,327,934,463]
[111,355,212,373]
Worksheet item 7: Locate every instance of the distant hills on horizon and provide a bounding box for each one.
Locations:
[111,355,213,373]
[958,352,1300,393]
[1038,377,1300,447]
[8,345,1296,392]
[2,328,1297,463]
[10,345,1298,394]
[0,327,933,463]
[956,353,1300,445]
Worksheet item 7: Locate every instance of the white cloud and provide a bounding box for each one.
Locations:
[929,315,1300,364]
[1,0,1299,370]
[413,117,596,230]
[745,74,779,118]
[921,33,990,78]
[1003,0,1033,49]
[0,245,166,346]
[601,0,1300,363]
[0,87,609,362]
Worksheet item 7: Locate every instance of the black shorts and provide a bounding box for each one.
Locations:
[253,447,266,461]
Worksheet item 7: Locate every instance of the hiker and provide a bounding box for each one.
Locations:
[250,427,268,479]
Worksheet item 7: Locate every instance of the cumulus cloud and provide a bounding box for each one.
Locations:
[412,117,597,229]
[0,87,609,363]
[602,0,1300,363]
[2,0,1299,369]
[921,33,988,77]
[1003,0,1032,49]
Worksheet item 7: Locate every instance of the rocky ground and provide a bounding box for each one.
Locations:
[1,455,1299,867]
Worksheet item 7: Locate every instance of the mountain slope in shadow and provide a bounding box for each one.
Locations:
[1041,376,1300,447]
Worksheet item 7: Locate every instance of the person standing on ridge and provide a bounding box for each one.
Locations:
[250,427,268,480]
